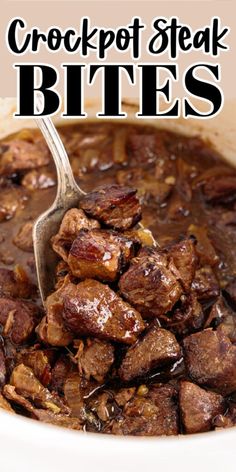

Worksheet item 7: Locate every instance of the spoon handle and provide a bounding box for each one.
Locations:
[35,99,85,201]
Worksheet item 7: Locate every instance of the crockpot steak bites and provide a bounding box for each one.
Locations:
[0,123,236,436]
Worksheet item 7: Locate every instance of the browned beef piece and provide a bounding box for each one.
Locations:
[19,349,55,387]
[80,184,142,230]
[0,297,40,345]
[224,279,236,309]
[0,266,36,299]
[183,328,236,395]
[22,169,56,190]
[0,346,6,387]
[0,139,50,175]
[51,208,100,262]
[187,225,219,267]
[10,364,69,413]
[68,229,136,282]
[111,384,179,436]
[127,134,167,166]
[76,338,115,382]
[205,297,236,343]
[119,326,181,382]
[165,238,197,290]
[164,293,204,337]
[13,222,33,252]
[0,187,28,222]
[62,279,145,344]
[50,355,73,393]
[202,175,236,204]
[191,266,220,302]
[119,248,183,319]
[179,381,225,434]
[36,281,74,346]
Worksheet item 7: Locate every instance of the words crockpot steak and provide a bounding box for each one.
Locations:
[0,122,236,435]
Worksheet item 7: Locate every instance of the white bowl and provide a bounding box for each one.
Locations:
[0,99,235,472]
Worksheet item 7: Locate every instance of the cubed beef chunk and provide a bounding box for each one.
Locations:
[0,297,40,344]
[127,134,167,166]
[205,297,236,343]
[165,293,204,337]
[22,169,56,190]
[36,282,74,347]
[119,248,183,319]
[76,338,114,382]
[183,328,236,395]
[13,222,33,252]
[192,267,220,303]
[0,346,6,387]
[187,225,219,267]
[62,279,145,344]
[165,238,197,290]
[0,187,28,222]
[179,381,225,434]
[51,208,100,262]
[119,326,181,382]
[111,384,178,436]
[202,175,236,204]
[0,139,50,175]
[0,266,36,299]
[68,229,136,282]
[80,184,142,230]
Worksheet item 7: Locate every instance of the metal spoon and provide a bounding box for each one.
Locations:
[33,109,157,306]
[33,112,86,305]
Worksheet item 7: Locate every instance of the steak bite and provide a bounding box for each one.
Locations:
[80,184,142,230]
[51,208,100,262]
[111,384,179,436]
[202,174,236,204]
[183,328,236,395]
[0,297,41,344]
[165,238,197,291]
[0,138,50,175]
[68,229,136,282]
[205,297,236,343]
[36,282,75,347]
[62,279,145,344]
[164,293,204,337]
[179,381,225,434]
[191,266,220,303]
[119,248,183,319]
[119,326,181,382]
[224,279,236,309]
[76,338,115,382]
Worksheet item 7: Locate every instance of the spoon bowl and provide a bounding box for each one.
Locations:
[33,112,85,305]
